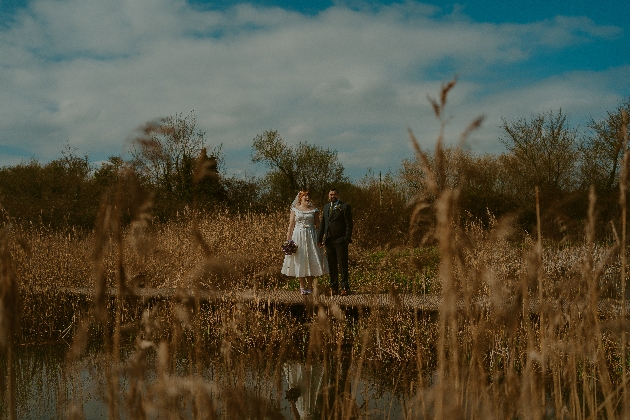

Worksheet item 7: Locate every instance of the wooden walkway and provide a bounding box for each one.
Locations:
[54,287,630,316]
[58,287,441,311]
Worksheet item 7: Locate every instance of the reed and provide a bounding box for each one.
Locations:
[1,83,630,419]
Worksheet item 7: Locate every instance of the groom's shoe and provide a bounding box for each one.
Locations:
[340,290,349,296]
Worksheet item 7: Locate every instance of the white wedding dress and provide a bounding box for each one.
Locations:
[281,208,329,277]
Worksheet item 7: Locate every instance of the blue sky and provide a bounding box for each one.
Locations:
[0,0,628,179]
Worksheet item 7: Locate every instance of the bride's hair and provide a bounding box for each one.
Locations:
[290,190,311,208]
[297,190,309,204]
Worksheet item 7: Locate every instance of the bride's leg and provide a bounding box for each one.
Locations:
[299,277,306,292]
[306,276,314,291]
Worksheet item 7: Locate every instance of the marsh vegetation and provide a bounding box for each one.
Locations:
[2,82,630,418]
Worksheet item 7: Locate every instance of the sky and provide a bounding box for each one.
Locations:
[0,0,629,180]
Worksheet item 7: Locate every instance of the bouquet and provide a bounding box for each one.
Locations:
[281,239,298,255]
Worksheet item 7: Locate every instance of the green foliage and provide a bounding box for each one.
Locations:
[350,246,440,293]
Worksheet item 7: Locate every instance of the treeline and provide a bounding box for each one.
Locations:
[401,101,630,241]
[0,100,629,245]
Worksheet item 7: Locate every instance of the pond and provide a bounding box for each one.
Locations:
[3,342,406,419]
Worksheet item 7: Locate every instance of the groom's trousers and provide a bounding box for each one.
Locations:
[325,239,349,292]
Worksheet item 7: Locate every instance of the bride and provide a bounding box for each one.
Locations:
[281,191,328,295]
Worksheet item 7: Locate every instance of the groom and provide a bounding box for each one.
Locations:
[318,188,353,296]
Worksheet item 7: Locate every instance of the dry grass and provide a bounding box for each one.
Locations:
[2,84,630,419]
[7,205,438,296]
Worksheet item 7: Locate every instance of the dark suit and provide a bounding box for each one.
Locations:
[318,200,353,292]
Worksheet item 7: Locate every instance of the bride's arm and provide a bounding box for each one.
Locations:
[286,210,296,240]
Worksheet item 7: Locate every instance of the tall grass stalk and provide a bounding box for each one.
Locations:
[618,109,629,416]
[4,82,630,419]
[0,226,20,420]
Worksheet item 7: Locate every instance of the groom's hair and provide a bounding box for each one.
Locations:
[329,187,338,193]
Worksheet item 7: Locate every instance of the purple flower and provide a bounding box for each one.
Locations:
[281,240,298,255]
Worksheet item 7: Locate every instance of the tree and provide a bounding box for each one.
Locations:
[580,99,630,192]
[0,147,99,230]
[346,170,410,247]
[93,156,125,188]
[500,109,579,198]
[500,110,581,236]
[222,175,266,212]
[130,112,223,206]
[578,98,630,228]
[400,147,518,226]
[251,130,347,205]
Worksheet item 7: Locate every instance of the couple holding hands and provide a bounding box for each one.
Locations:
[281,188,353,296]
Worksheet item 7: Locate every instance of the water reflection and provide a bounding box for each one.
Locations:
[284,363,324,419]
[282,359,406,419]
[4,344,403,419]
[4,344,109,419]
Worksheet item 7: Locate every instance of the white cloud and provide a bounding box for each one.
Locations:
[0,0,626,179]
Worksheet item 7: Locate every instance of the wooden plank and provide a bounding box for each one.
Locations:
[39,288,630,315]
[53,287,441,311]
